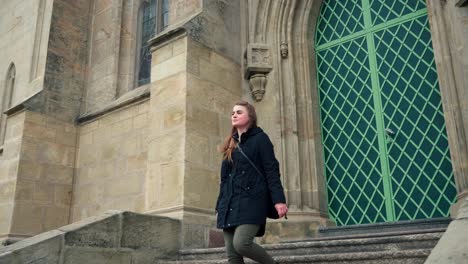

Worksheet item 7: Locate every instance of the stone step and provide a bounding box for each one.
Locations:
[317,218,451,238]
[156,249,431,264]
[175,232,442,261]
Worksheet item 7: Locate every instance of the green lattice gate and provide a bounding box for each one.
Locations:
[315,0,457,226]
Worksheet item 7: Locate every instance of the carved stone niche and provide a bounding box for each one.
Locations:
[245,43,273,101]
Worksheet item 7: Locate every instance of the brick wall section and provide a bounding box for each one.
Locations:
[72,101,149,221]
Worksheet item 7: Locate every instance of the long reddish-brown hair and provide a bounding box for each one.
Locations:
[219,101,258,161]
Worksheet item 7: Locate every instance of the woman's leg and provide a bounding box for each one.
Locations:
[223,228,245,264]
[232,224,276,264]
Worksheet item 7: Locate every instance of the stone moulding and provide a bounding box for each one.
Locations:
[76,85,150,124]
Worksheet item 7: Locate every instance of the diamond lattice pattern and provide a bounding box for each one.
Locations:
[370,0,427,26]
[316,0,456,225]
[317,37,387,226]
[374,16,457,221]
[316,0,364,47]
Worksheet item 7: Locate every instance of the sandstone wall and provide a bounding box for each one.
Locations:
[0,112,25,241]
[72,101,150,221]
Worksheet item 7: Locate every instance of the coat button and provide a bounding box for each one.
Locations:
[230,208,232,211]
[242,171,245,174]
[228,224,231,226]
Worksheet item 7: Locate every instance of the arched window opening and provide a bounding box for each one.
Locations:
[136,0,169,87]
[1,64,16,149]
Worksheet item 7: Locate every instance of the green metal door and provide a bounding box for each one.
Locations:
[315,0,457,226]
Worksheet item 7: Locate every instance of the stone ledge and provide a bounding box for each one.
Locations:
[77,86,150,124]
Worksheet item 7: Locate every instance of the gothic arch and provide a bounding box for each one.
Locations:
[246,0,329,221]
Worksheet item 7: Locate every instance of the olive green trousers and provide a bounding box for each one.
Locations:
[223,224,276,264]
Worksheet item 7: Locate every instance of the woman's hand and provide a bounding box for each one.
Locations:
[274,203,288,218]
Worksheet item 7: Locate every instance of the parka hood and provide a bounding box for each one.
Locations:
[232,126,263,143]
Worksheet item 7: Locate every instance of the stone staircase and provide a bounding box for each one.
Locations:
[156,218,451,264]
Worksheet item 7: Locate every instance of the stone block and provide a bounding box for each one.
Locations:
[104,176,143,197]
[138,101,150,114]
[42,165,74,185]
[10,203,43,235]
[163,104,185,129]
[182,222,209,249]
[152,53,186,81]
[173,37,187,56]
[184,165,218,209]
[33,182,54,204]
[126,153,147,172]
[56,131,77,147]
[24,121,56,142]
[118,105,139,122]
[63,214,121,248]
[80,121,99,134]
[0,181,15,201]
[62,146,76,167]
[62,247,132,264]
[14,181,34,201]
[25,111,46,125]
[100,143,119,161]
[1,230,63,264]
[153,42,174,64]
[91,127,112,145]
[425,218,468,264]
[43,206,69,231]
[186,106,219,136]
[187,73,239,114]
[0,252,15,264]
[37,142,66,165]
[17,160,42,181]
[185,132,211,166]
[110,118,133,137]
[121,212,181,254]
[54,185,72,206]
[149,132,185,164]
[151,72,186,107]
[0,204,13,234]
[133,113,148,130]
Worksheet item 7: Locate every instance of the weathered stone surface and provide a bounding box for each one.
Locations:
[62,247,132,264]
[425,198,468,264]
[63,214,121,248]
[121,212,181,253]
[0,230,63,264]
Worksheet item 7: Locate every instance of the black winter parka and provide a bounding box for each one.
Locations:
[215,127,286,232]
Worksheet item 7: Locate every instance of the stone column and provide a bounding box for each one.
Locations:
[427,0,468,215]
[146,30,241,248]
[0,110,76,245]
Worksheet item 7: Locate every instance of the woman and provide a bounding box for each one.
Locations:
[216,101,288,264]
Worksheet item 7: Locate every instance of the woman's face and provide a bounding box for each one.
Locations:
[231,105,250,129]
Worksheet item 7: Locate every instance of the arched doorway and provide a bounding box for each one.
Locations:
[315,0,457,226]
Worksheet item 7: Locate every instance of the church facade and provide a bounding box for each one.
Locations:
[0,0,467,249]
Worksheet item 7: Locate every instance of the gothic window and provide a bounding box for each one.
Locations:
[0,64,15,149]
[136,0,169,87]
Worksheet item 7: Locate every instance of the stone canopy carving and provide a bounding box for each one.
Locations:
[245,43,272,101]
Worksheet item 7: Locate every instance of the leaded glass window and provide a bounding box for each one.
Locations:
[137,0,169,87]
